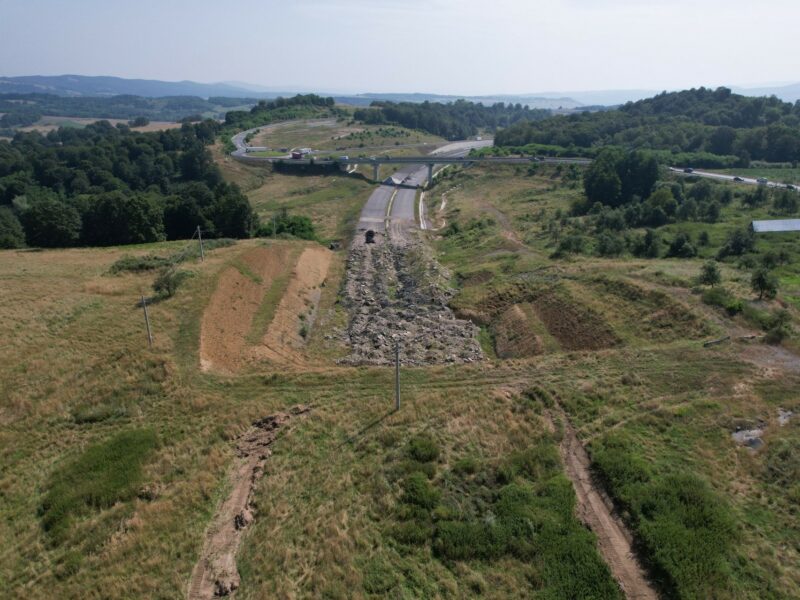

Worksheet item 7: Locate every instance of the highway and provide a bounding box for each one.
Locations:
[668,167,797,191]
[356,140,492,240]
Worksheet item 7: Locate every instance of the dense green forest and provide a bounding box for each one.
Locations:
[353,99,551,140]
[0,119,257,248]
[0,94,256,133]
[223,94,341,131]
[495,87,800,165]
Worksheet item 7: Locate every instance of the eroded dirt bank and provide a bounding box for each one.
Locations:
[339,231,483,366]
[187,405,310,599]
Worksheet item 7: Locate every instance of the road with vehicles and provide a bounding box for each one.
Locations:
[669,167,798,191]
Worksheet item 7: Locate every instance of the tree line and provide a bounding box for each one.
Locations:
[495,87,800,164]
[0,119,257,248]
[353,99,551,140]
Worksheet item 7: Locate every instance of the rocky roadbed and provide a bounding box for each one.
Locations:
[339,231,483,366]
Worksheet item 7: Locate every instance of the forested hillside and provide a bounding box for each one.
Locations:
[354,99,551,140]
[0,120,257,248]
[496,87,800,165]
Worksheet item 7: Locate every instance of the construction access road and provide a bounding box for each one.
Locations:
[356,139,493,239]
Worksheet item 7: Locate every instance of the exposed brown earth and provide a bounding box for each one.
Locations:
[493,304,543,358]
[200,245,293,374]
[187,405,310,599]
[532,290,620,351]
[248,246,332,366]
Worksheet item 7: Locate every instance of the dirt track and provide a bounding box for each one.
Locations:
[557,412,659,600]
[187,406,310,599]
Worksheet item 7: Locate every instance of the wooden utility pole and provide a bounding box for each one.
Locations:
[142,295,153,348]
[197,226,205,262]
[394,341,401,411]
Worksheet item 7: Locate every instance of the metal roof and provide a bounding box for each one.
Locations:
[751,219,800,233]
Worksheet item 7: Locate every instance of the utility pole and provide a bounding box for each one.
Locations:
[197,226,205,262]
[394,341,401,411]
[142,295,153,348]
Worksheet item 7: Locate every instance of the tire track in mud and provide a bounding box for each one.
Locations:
[187,406,310,599]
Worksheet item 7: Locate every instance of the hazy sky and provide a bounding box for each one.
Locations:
[1,0,799,94]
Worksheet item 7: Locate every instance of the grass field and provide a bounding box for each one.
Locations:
[17,115,183,134]
[1,133,799,598]
[248,118,444,153]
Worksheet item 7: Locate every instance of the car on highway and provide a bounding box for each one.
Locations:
[733,176,744,182]
[683,167,694,173]
[787,184,796,190]
[757,177,768,185]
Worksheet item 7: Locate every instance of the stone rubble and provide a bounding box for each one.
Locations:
[339,232,483,366]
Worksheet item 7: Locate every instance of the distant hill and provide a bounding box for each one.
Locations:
[0,74,283,99]
[342,92,581,110]
[495,86,800,165]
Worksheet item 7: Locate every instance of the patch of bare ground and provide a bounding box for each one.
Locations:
[553,410,659,600]
[187,405,310,600]
[533,290,620,351]
[199,245,293,374]
[493,304,543,358]
[247,246,332,366]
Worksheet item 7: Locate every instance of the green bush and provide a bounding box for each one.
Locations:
[401,472,440,509]
[636,474,735,599]
[407,435,439,463]
[701,286,742,316]
[498,441,560,483]
[390,519,433,545]
[434,520,510,560]
[361,558,397,594]
[110,254,172,273]
[152,267,191,298]
[592,437,735,599]
[40,428,158,543]
[451,457,478,475]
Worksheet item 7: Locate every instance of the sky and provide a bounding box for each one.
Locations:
[1,0,799,95]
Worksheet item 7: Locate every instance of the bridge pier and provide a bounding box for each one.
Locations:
[373,163,380,182]
[427,163,434,188]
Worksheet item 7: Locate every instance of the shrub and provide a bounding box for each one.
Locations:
[698,260,721,287]
[361,558,397,594]
[153,267,192,298]
[401,473,440,508]
[39,429,158,542]
[701,286,742,316]
[452,457,478,475]
[751,267,779,300]
[434,520,510,560]
[666,232,697,258]
[390,519,433,545]
[407,435,439,463]
[110,254,171,274]
[635,474,735,599]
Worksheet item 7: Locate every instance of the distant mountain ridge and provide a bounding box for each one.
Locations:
[0,74,286,99]
[2,74,799,107]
